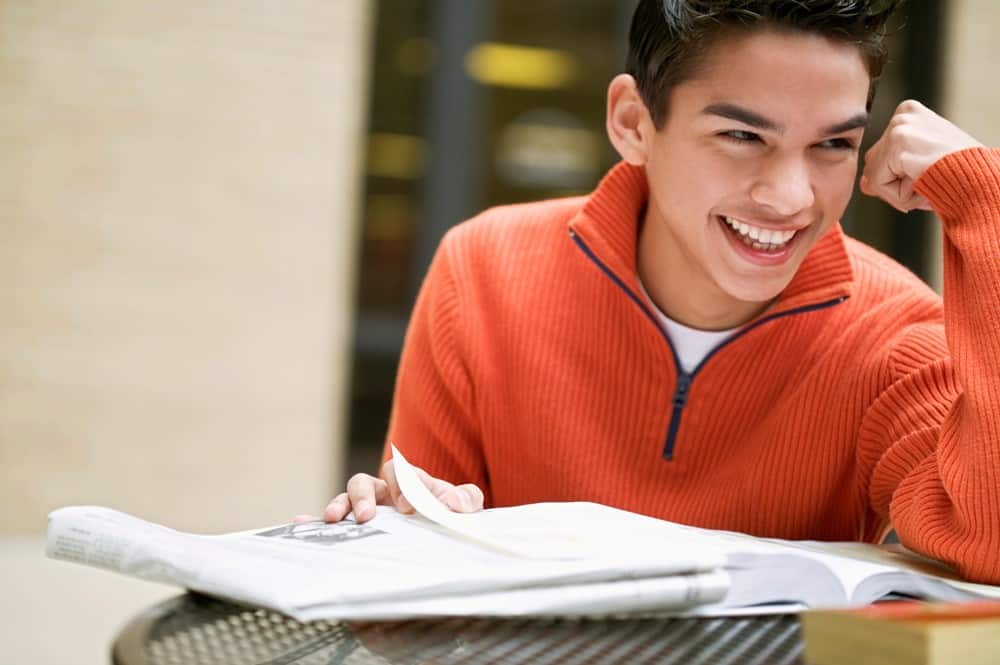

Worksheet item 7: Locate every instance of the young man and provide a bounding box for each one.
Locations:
[321,1,1000,583]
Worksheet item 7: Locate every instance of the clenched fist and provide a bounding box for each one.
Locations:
[861,100,983,213]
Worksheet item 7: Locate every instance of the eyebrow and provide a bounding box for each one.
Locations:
[822,113,870,135]
[701,103,870,136]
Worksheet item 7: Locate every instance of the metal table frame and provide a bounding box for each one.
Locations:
[112,593,806,665]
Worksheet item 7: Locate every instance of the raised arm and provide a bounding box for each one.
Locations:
[860,100,1000,582]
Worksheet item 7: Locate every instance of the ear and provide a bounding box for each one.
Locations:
[606,74,653,166]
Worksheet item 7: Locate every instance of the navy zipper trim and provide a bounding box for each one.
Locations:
[570,229,848,461]
[568,230,684,366]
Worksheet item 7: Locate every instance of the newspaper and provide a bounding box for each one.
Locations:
[45,506,729,621]
[46,447,735,620]
[45,447,1000,621]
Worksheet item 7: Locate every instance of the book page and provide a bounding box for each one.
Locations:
[699,535,1000,605]
[391,446,1000,608]
[390,444,725,569]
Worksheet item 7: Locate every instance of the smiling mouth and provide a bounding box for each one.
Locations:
[720,215,802,252]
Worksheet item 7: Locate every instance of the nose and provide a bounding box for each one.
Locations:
[749,156,815,217]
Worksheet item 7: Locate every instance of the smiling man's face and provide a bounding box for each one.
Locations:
[635,28,871,328]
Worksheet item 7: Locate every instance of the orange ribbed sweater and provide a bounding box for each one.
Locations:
[384,148,1000,584]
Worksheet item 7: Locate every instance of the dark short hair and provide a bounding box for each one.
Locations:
[626,0,903,127]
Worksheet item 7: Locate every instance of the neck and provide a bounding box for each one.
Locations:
[637,210,769,331]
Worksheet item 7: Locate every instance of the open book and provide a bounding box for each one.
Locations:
[45,447,1000,621]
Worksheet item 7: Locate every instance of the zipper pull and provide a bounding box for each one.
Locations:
[673,373,692,408]
[663,373,693,461]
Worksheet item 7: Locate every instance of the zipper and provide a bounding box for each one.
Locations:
[570,228,848,461]
[665,372,692,459]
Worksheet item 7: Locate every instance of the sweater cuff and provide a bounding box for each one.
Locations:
[914,147,1000,224]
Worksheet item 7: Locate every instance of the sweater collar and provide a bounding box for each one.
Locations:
[567,161,854,318]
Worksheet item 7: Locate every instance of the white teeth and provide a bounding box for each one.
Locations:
[723,216,799,250]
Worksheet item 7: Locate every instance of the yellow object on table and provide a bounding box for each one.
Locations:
[801,600,1000,665]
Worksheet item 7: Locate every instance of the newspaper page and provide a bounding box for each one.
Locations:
[46,502,730,621]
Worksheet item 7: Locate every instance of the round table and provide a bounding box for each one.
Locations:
[112,593,806,665]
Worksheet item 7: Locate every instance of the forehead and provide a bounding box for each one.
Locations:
[674,29,871,126]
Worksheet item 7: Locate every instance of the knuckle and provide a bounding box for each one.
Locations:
[346,473,375,493]
[463,484,484,503]
[347,472,368,484]
[454,485,484,511]
[891,124,914,141]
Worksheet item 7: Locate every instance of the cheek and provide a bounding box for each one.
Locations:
[661,154,739,213]
[649,157,719,218]
[815,163,859,212]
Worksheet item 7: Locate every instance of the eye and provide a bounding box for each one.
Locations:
[816,137,856,151]
[720,130,762,144]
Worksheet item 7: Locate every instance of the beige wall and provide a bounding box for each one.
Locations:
[942,0,1000,146]
[927,0,1000,291]
[0,1,372,535]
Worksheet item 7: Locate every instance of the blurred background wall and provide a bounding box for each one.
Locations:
[2,1,998,663]
[926,0,1000,290]
[0,1,372,662]
[943,0,1000,144]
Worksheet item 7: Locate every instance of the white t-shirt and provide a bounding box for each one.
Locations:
[637,278,740,374]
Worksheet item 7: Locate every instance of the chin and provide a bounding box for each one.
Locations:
[719,273,794,307]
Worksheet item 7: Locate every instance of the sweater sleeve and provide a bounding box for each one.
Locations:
[381,230,489,500]
[864,147,1000,583]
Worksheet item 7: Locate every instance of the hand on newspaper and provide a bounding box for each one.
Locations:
[299,460,485,524]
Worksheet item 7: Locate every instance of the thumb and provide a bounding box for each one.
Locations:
[859,174,873,196]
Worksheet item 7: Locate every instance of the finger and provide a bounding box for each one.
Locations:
[862,134,885,175]
[452,483,485,512]
[864,154,909,212]
[897,176,915,203]
[895,98,924,115]
[859,174,873,196]
[860,143,885,198]
[911,194,934,212]
[434,485,479,512]
[381,461,414,514]
[346,473,389,522]
[893,177,922,213]
[416,467,461,504]
[894,181,933,213]
[292,514,319,523]
[323,493,352,523]
[417,469,483,512]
